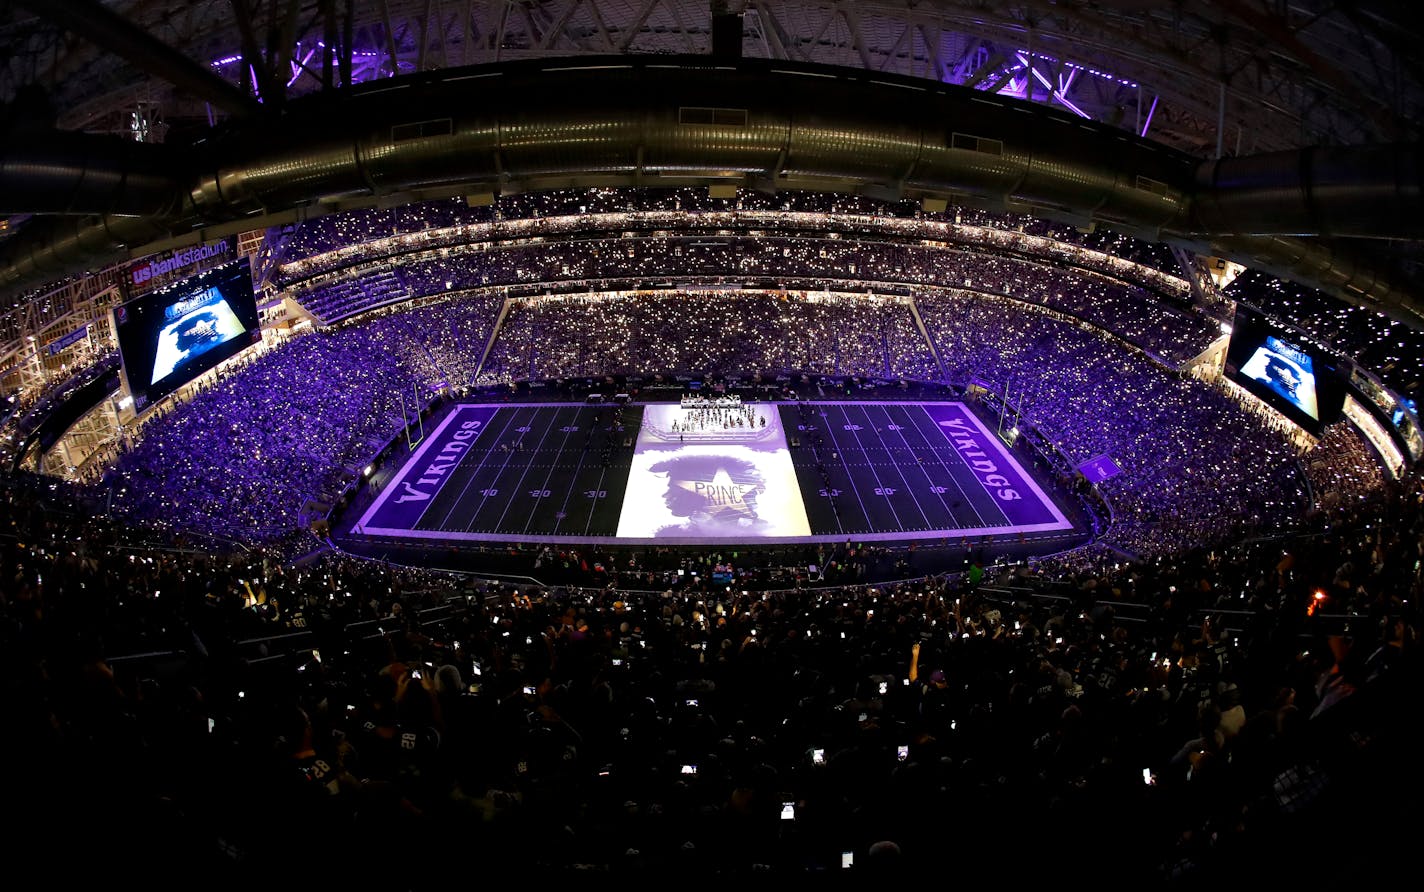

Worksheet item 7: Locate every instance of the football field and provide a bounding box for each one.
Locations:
[349,400,1076,545]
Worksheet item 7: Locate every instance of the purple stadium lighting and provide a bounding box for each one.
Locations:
[209,42,395,94]
[1140,94,1159,138]
[994,62,1028,99]
[1018,54,1055,92]
[288,48,318,88]
[1053,92,1092,119]
[988,50,1127,118]
[1020,51,1137,88]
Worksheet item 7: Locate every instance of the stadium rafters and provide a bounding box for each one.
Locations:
[0,1,1421,323]
[4,1,1418,153]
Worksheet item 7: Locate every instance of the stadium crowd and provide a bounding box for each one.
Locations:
[482,292,937,382]
[266,185,1421,423]
[1301,421,1391,512]
[274,188,1184,285]
[292,234,1213,364]
[98,291,503,539]
[2,460,1418,886]
[1228,269,1424,402]
[91,278,1388,569]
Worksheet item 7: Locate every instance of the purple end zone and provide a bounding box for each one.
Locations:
[354,405,500,532]
[923,403,1066,527]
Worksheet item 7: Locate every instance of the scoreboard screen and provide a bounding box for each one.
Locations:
[1223,304,1345,435]
[113,258,261,413]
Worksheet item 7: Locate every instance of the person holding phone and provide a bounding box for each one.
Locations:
[350,670,444,804]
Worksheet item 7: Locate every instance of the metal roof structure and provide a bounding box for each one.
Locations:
[1,0,1421,322]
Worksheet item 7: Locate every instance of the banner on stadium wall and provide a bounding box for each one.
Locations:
[45,325,89,355]
[128,236,237,290]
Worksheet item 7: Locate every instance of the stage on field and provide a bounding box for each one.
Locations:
[346,400,1076,546]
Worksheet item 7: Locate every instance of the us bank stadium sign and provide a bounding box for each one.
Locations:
[129,237,236,290]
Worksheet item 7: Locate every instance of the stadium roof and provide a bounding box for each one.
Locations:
[1,1,1421,324]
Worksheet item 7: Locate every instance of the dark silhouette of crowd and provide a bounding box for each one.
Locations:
[3,464,1419,887]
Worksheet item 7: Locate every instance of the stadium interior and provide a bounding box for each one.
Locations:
[1,1,1421,885]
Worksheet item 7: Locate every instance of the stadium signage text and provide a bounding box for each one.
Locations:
[356,405,502,534]
[130,238,234,287]
[395,419,487,503]
[162,287,223,322]
[46,325,89,355]
[936,415,1023,502]
[922,402,1069,531]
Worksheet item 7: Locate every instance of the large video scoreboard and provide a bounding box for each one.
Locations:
[1223,303,1346,436]
[113,257,262,413]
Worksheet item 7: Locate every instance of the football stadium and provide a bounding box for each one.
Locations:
[1,1,1420,884]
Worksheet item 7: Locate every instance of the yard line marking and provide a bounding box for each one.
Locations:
[428,407,528,530]
[864,403,942,527]
[837,403,910,531]
[520,406,586,532]
[485,405,567,534]
[903,405,995,527]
